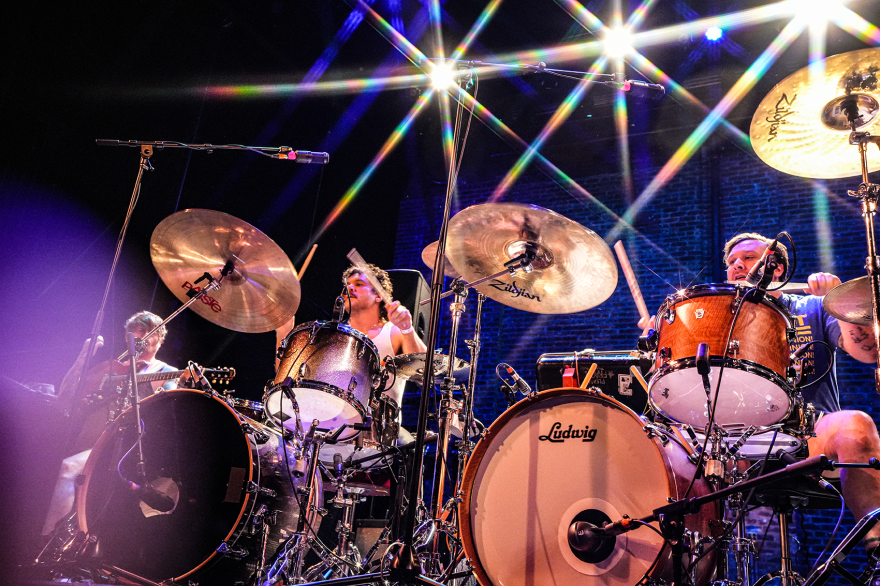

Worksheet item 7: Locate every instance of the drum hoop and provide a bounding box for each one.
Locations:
[265,380,370,426]
[656,283,794,326]
[285,320,380,363]
[458,387,679,586]
[647,357,795,426]
[77,389,256,581]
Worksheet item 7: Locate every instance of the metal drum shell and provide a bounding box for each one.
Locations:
[459,388,719,586]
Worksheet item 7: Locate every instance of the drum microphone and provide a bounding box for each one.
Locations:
[123,479,175,513]
[497,363,532,396]
[271,149,330,164]
[745,237,780,286]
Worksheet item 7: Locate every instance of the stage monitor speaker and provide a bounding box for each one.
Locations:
[387,269,431,344]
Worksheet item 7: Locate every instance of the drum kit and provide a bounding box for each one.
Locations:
[34,48,880,586]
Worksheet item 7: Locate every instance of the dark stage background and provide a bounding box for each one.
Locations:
[3,0,880,582]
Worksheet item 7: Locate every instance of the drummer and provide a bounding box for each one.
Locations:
[41,311,184,538]
[641,232,880,557]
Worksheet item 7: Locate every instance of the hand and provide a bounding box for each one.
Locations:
[638,315,656,331]
[385,300,414,333]
[807,272,841,297]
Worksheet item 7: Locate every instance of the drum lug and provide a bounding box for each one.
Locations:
[644,424,669,445]
[663,305,676,325]
[217,541,249,559]
[348,377,358,393]
[357,340,366,360]
[658,347,671,361]
[246,481,277,498]
[727,339,740,358]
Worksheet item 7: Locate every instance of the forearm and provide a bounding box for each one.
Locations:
[838,320,878,363]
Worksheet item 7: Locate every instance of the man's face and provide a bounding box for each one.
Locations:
[725,239,782,282]
[129,325,162,361]
[346,273,381,310]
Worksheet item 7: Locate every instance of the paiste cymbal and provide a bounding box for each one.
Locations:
[823,276,874,326]
[751,47,880,179]
[445,202,618,314]
[150,209,300,333]
[421,240,461,278]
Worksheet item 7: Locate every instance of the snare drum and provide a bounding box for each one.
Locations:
[77,389,320,584]
[648,283,795,429]
[267,321,380,441]
[460,388,718,586]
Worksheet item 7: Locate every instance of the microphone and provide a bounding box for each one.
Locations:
[606,77,665,100]
[745,237,780,286]
[123,480,175,512]
[776,449,837,493]
[335,290,347,322]
[497,363,533,396]
[272,149,330,164]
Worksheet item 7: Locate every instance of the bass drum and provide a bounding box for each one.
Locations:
[460,388,718,586]
[77,389,321,585]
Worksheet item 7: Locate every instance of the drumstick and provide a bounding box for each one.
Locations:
[629,365,648,392]
[579,363,598,389]
[613,241,650,322]
[346,248,394,305]
[297,244,318,281]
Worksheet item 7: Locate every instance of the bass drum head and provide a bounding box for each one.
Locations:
[460,389,714,586]
[78,390,256,582]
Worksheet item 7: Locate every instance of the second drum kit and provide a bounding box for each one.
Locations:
[47,47,880,586]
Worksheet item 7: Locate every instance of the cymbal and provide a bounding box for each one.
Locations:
[150,209,300,333]
[445,203,617,314]
[823,276,873,326]
[421,241,461,278]
[750,47,880,178]
[389,352,470,385]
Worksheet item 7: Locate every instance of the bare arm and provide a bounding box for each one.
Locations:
[386,300,427,355]
[838,321,878,364]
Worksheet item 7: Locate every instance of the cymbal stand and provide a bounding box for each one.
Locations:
[420,279,469,575]
[844,102,880,389]
[454,292,486,492]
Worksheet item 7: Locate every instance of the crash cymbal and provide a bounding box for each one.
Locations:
[751,47,880,178]
[150,209,300,333]
[421,241,461,278]
[389,352,470,385]
[823,276,874,326]
[445,203,617,314]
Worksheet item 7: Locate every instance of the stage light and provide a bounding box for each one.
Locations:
[602,27,633,58]
[791,0,846,25]
[705,26,723,41]
[429,60,457,90]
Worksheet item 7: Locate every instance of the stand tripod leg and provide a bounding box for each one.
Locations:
[802,508,880,586]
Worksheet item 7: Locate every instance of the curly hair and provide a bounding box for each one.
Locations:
[343,264,393,321]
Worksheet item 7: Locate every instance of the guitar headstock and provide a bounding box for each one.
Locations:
[203,367,236,383]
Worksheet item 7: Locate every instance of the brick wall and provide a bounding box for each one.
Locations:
[394,143,880,583]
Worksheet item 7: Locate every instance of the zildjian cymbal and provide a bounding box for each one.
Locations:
[389,352,470,385]
[150,209,300,333]
[750,47,880,179]
[444,202,618,314]
[421,240,461,279]
[823,276,874,326]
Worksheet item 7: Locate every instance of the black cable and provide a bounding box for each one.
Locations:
[794,340,836,391]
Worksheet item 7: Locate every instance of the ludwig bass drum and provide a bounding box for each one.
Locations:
[77,389,321,585]
[460,388,718,586]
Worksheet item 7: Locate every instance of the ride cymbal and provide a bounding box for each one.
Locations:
[150,209,300,333]
[751,47,880,179]
[823,276,874,326]
[445,203,617,314]
[389,352,470,385]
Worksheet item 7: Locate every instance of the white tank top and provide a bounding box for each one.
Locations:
[369,322,406,411]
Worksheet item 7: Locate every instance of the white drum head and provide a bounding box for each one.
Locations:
[649,366,791,428]
[463,392,675,586]
[265,383,363,440]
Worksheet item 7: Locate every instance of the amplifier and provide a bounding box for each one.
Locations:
[534,349,652,414]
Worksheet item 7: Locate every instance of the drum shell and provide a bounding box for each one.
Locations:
[460,388,718,586]
[653,284,791,376]
[77,389,319,584]
[274,320,379,399]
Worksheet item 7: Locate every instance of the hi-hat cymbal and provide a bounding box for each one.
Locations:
[389,352,470,385]
[150,209,300,333]
[445,203,617,314]
[421,241,461,278]
[823,276,874,326]
[751,47,880,179]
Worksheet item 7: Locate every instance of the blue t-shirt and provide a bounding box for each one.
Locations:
[778,293,841,414]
